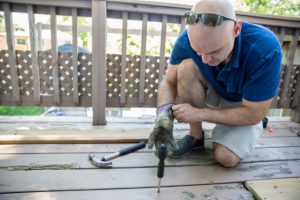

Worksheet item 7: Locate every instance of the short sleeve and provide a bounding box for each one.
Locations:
[242,50,282,102]
[169,30,191,65]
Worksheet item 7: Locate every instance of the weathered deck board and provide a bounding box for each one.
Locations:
[0,129,299,144]
[0,160,299,193]
[259,128,300,137]
[0,183,254,200]
[0,127,298,137]
[0,147,299,169]
[0,135,299,154]
[245,178,300,200]
[0,116,299,130]
[255,137,300,148]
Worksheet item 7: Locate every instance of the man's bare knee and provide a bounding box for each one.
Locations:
[177,59,207,94]
[177,59,207,106]
[177,59,200,82]
[214,143,240,168]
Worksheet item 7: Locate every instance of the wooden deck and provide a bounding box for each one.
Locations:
[0,116,300,199]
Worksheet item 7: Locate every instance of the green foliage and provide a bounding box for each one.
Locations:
[14,25,25,32]
[78,32,88,48]
[62,16,90,48]
[0,13,3,32]
[0,13,3,24]
[0,12,26,32]
[243,0,300,17]
[165,40,174,55]
[167,23,180,33]
[77,17,90,48]
[0,106,42,116]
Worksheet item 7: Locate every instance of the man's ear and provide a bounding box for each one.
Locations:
[233,19,242,38]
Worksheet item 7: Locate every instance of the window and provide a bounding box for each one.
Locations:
[16,38,26,45]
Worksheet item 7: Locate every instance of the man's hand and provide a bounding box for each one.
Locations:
[148,111,176,155]
[172,103,200,123]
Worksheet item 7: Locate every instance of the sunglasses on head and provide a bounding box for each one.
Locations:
[184,11,236,27]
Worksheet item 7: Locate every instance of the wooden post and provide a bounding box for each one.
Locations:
[278,29,298,107]
[27,5,41,104]
[72,8,79,105]
[4,3,20,104]
[92,0,107,125]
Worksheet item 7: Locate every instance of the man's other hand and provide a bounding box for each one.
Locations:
[172,103,200,123]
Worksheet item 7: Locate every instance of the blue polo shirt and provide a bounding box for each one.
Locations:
[169,21,282,102]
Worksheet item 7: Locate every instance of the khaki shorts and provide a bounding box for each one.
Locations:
[205,84,263,159]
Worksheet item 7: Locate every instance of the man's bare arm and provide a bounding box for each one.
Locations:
[172,98,272,126]
[157,64,179,106]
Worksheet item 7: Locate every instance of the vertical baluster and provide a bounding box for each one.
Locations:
[159,15,167,83]
[139,13,148,105]
[278,27,286,47]
[50,7,60,104]
[36,23,42,51]
[4,3,20,104]
[27,5,40,104]
[120,11,128,105]
[272,27,286,108]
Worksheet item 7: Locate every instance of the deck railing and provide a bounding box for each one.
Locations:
[0,0,300,125]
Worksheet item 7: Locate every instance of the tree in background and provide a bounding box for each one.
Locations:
[63,16,91,49]
[0,12,25,32]
[0,13,3,25]
[235,0,299,17]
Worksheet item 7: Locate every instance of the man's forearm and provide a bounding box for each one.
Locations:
[157,79,177,106]
[199,106,263,126]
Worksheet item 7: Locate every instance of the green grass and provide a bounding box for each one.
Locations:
[0,106,42,116]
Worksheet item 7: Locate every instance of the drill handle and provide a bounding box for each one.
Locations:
[157,161,165,178]
[157,144,167,178]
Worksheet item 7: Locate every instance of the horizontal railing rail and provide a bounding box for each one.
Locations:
[0,0,300,124]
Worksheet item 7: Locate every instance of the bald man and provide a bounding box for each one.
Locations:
[148,0,282,167]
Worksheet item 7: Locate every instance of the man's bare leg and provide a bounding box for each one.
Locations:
[214,143,241,167]
[177,58,207,140]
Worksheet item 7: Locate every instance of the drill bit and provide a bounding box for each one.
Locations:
[157,144,167,193]
[157,178,161,193]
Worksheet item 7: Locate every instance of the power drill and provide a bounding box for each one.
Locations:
[157,144,167,193]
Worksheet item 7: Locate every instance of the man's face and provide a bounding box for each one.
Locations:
[188,23,235,66]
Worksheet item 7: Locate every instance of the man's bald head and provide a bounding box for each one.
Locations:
[189,0,236,39]
[187,0,241,66]
[192,0,236,20]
